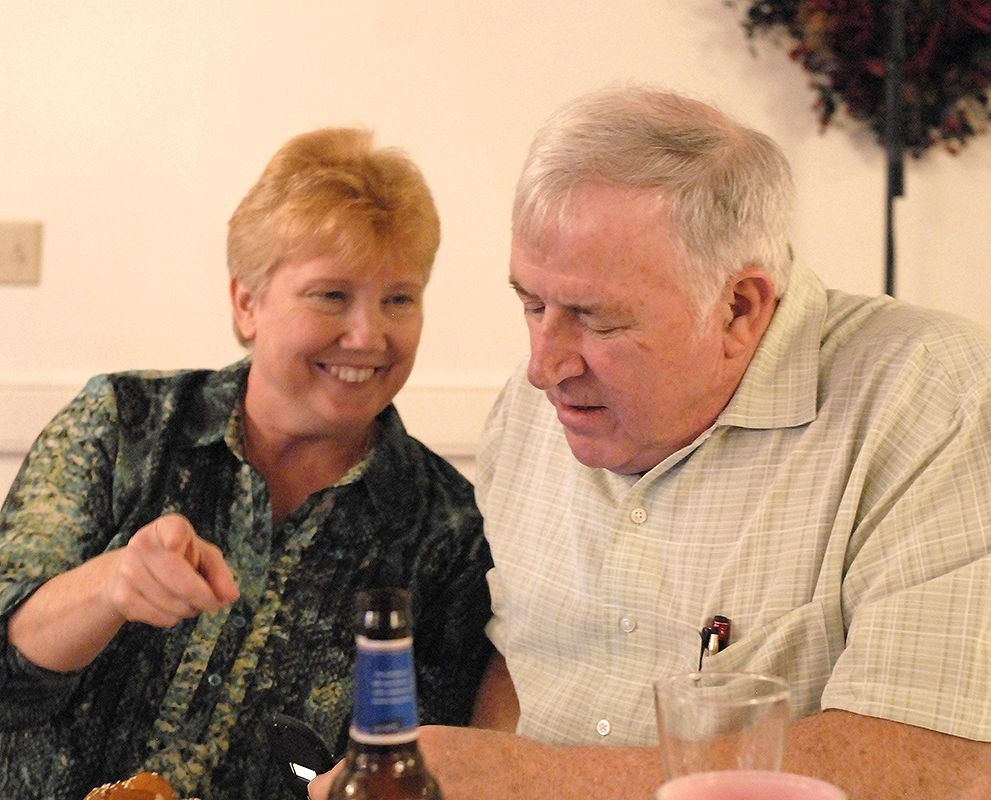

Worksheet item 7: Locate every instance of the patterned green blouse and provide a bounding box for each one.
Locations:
[0,360,492,800]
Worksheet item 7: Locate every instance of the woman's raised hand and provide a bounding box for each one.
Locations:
[108,514,240,627]
[9,513,240,672]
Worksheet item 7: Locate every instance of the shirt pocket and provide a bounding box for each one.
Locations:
[703,599,845,719]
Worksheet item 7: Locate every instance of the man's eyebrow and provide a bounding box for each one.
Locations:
[509,277,614,317]
[509,277,531,296]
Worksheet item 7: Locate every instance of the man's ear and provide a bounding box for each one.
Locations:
[722,269,777,359]
[230,277,258,343]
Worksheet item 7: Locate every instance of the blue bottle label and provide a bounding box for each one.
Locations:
[350,635,419,744]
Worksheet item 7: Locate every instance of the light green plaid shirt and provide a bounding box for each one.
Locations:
[478,263,991,747]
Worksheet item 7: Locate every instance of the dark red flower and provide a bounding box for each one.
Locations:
[739,0,991,154]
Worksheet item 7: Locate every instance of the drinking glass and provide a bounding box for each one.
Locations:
[655,770,847,800]
[654,671,790,779]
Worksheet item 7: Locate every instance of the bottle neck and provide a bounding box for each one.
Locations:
[346,739,422,758]
[350,634,419,745]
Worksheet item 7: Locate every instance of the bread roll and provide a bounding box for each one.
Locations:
[84,771,176,800]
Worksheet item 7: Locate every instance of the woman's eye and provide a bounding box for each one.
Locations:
[384,294,422,317]
[321,290,348,303]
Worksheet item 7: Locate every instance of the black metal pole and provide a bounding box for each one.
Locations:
[884,0,907,296]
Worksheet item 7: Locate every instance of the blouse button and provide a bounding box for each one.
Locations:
[596,719,611,737]
[619,615,638,633]
[630,507,648,524]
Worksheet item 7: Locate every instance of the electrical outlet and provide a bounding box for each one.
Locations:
[0,221,43,284]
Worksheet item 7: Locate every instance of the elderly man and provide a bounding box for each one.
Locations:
[311,86,991,800]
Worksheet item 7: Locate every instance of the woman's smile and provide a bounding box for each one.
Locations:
[326,364,378,383]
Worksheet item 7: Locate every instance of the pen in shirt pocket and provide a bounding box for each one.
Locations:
[698,615,731,669]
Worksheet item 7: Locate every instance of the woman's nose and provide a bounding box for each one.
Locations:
[340,303,388,350]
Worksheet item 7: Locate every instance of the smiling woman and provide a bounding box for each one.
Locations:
[0,128,493,800]
[223,129,438,519]
[231,248,426,519]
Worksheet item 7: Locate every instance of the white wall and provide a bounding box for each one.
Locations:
[2,1,990,499]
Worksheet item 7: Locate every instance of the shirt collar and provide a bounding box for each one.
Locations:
[164,358,251,452]
[177,359,416,528]
[355,403,418,523]
[716,262,826,431]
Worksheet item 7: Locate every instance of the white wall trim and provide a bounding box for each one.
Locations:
[0,381,83,452]
[0,378,501,495]
[0,379,500,458]
[394,385,499,458]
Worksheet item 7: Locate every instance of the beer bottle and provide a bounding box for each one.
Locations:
[329,588,442,800]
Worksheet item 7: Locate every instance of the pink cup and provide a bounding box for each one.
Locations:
[656,770,847,800]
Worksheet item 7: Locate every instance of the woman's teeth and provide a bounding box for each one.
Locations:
[330,365,376,383]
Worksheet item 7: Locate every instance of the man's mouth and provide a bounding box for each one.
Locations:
[552,394,604,412]
[327,365,377,383]
[551,396,607,426]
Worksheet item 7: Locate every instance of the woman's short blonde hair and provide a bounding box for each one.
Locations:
[227,128,440,344]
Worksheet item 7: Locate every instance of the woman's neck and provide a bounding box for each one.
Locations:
[243,414,379,524]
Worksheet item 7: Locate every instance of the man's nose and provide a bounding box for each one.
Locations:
[527,313,585,389]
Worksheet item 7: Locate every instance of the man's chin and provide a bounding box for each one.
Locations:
[564,433,624,473]
[564,431,659,475]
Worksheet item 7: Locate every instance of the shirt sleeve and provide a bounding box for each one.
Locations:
[403,458,494,729]
[474,367,516,660]
[821,336,991,740]
[0,376,120,726]
[0,616,83,727]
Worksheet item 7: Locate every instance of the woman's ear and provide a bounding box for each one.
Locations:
[723,269,777,359]
[230,277,258,343]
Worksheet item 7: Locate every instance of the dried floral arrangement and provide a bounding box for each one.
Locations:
[737,0,991,155]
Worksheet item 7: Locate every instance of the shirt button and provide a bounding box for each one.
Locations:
[231,614,246,628]
[596,719,611,737]
[207,673,223,687]
[630,507,647,524]
[619,615,638,633]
